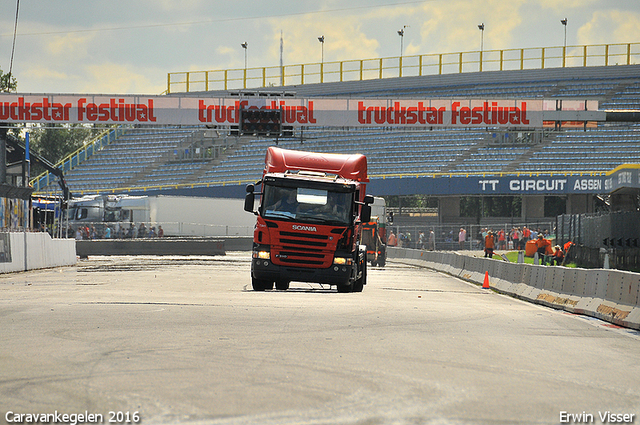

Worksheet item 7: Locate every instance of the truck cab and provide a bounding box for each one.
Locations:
[245,147,372,292]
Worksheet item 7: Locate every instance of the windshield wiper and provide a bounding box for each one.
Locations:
[264,211,296,220]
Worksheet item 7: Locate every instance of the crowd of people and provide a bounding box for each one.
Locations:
[480,226,563,264]
[72,223,164,240]
[386,225,567,265]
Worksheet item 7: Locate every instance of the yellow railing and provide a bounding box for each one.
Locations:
[30,126,128,192]
[167,42,639,94]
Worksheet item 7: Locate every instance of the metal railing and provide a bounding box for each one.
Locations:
[30,126,128,192]
[167,42,640,93]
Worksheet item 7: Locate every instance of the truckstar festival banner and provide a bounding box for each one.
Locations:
[0,94,545,128]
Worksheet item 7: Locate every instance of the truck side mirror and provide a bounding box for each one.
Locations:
[364,195,374,204]
[244,184,255,213]
[360,204,371,223]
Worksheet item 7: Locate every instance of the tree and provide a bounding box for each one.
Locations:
[28,124,101,175]
[0,67,17,93]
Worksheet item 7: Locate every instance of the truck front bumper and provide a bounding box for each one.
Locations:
[251,257,353,286]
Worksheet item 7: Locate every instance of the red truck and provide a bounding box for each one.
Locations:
[244,147,373,292]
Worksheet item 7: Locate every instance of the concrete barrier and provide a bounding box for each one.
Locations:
[76,238,225,257]
[386,247,640,330]
[0,232,76,274]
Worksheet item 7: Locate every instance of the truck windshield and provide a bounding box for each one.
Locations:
[262,184,352,225]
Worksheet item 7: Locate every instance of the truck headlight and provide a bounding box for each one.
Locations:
[333,257,353,266]
[253,250,270,260]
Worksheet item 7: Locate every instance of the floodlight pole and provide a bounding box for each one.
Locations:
[478,23,485,72]
[318,35,325,83]
[561,18,567,67]
[241,42,248,70]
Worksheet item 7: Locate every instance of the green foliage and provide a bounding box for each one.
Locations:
[28,124,101,173]
[461,196,522,219]
[0,67,17,92]
[383,195,438,208]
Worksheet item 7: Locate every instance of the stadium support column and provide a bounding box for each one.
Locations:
[521,195,545,221]
[566,194,595,214]
[439,197,460,223]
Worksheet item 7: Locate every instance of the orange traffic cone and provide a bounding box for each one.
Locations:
[482,271,490,289]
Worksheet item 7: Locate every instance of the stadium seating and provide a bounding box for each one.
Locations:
[36,65,640,195]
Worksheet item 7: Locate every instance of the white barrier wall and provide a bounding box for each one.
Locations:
[0,232,76,274]
[387,247,640,330]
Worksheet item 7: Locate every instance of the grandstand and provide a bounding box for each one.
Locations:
[32,62,640,215]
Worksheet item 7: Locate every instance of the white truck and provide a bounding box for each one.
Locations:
[67,194,256,237]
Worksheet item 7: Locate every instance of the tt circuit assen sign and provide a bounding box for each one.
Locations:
[369,174,607,197]
[0,94,544,128]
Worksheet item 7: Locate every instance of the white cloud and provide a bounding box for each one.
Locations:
[578,10,640,46]
[81,63,165,94]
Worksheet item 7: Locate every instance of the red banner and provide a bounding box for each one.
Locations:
[0,94,547,128]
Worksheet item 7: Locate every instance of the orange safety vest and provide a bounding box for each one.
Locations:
[485,235,495,249]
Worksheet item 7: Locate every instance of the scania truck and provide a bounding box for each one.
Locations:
[244,147,373,292]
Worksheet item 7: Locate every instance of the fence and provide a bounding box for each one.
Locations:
[168,42,640,93]
[64,221,254,239]
[388,221,555,251]
[557,211,640,271]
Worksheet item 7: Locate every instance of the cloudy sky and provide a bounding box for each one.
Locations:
[1,0,639,95]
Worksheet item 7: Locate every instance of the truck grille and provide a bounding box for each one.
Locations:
[273,231,332,268]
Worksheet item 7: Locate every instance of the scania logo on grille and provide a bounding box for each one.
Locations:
[292,225,317,232]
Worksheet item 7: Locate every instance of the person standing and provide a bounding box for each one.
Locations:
[498,229,506,250]
[428,229,436,251]
[484,231,495,258]
[458,228,466,250]
[387,230,397,247]
[511,227,520,251]
[536,234,551,264]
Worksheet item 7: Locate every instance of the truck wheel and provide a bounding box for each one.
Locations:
[337,282,353,293]
[353,260,366,292]
[252,277,272,291]
[378,257,386,267]
[275,280,290,290]
[370,259,377,267]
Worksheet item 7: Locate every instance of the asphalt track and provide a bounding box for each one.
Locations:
[1,253,639,425]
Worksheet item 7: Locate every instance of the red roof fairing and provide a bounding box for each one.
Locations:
[264,147,368,182]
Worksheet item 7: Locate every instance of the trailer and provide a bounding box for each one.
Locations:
[67,195,255,237]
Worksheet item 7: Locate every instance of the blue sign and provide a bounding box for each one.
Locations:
[368,174,607,196]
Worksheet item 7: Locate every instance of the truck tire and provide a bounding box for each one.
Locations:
[337,282,353,293]
[353,259,366,292]
[378,256,386,267]
[252,277,272,291]
[275,280,290,290]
